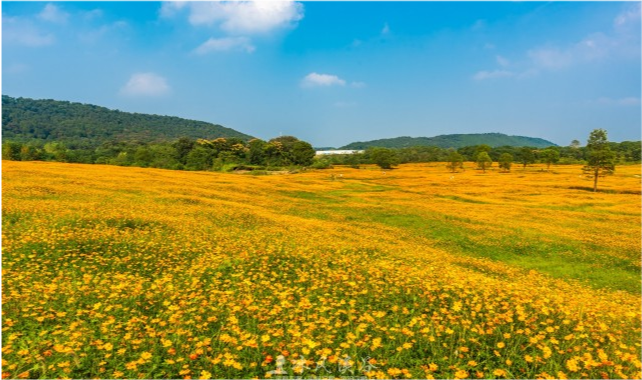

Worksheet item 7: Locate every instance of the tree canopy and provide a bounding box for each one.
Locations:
[583,129,616,192]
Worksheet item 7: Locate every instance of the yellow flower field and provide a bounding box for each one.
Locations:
[2,160,640,379]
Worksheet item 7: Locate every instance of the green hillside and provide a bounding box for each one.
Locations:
[341,133,557,149]
[2,95,253,148]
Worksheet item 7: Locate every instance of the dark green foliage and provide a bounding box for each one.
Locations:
[2,95,253,148]
[498,153,513,172]
[540,148,560,170]
[319,140,640,168]
[173,137,195,165]
[247,139,267,165]
[446,150,464,172]
[290,140,316,166]
[366,147,400,169]
[398,146,447,163]
[476,152,492,173]
[517,147,536,168]
[583,129,616,192]
[341,133,557,150]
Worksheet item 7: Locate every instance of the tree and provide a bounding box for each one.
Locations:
[517,147,535,169]
[498,153,513,172]
[367,147,399,169]
[540,148,560,170]
[583,129,615,192]
[247,139,267,165]
[2,141,22,160]
[446,150,464,172]
[473,144,492,162]
[290,140,316,166]
[173,137,195,165]
[476,152,492,173]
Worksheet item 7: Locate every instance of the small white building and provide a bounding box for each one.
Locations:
[315,150,364,155]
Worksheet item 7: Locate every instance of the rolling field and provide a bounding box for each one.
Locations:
[2,160,641,379]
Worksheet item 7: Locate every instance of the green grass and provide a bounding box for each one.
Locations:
[276,183,641,294]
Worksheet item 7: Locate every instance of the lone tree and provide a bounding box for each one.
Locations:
[518,147,535,169]
[476,151,492,173]
[446,150,464,172]
[540,148,560,170]
[498,153,513,172]
[367,147,400,169]
[583,129,615,192]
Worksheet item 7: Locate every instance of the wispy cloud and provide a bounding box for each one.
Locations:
[4,63,29,74]
[589,97,641,106]
[472,70,515,81]
[194,37,255,54]
[527,5,639,71]
[527,46,574,70]
[161,1,304,35]
[301,73,346,88]
[614,2,640,28]
[2,17,55,47]
[474,3,640,81]
[496,55,510,67]
[38,3,69,24]
[120,73,171,97]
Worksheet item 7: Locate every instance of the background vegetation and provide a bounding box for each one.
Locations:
[2,95,252,148]
[340,133,557,150]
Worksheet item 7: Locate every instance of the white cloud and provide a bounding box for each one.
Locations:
[120,73,171,97]
[82,9,104,21]
[162,1,304,35]
[2,17,55,46]
[527,47,574,70]
[614,3,640,28]
[194,37,255,54]
[496,55,510,67]
[38,3,69,24]
[472,70,515,81]
[301,73,346,88]
[593,97,641,106]
[5,63,29,74]
[525,5,639,73]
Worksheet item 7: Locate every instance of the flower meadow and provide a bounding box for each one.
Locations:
[2,160,641,379]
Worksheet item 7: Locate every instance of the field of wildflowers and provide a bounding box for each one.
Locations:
[2,160,640,379]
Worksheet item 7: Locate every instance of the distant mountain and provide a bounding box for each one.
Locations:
[2,95,253,147]
[340,133,557,150]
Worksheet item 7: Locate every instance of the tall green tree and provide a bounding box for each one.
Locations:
[540,148,560,170]
[473,144,492,162]
[367,147,400,169]
[498,153,513,172]
[290,140,316,166]
[583,129,615,192]
[518,147,535,169]
[476,152,492,173]
[446,150,464,172]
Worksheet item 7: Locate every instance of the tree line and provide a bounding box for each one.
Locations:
[316,139,640,170]
[3,129,638,190]
[2,135,316,172]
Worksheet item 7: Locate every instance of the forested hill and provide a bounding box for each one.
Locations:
[2,96,253,148]
[341,133,557,149]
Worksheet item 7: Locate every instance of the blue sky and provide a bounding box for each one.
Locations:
[2,1,640,147]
